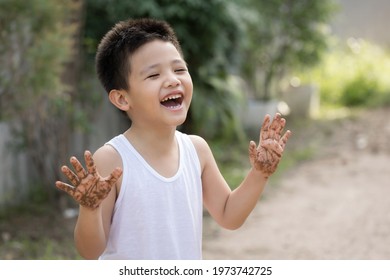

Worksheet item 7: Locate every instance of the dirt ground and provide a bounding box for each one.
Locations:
[203,107,390,260]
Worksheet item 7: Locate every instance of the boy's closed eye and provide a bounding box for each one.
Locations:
[175,68,187,73]
[146,73,159,79]
[146,69,187,79]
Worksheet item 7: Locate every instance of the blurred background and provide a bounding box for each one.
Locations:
[0,0,389,259]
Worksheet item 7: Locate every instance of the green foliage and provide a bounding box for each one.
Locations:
[190,75,245,141]
[0,0,80,200]
[298,39,390,108]
[84,0,241,72]
[0,0,73,115]
[0,0,74,120]
[341,75,379,106]
[240,0,337,100]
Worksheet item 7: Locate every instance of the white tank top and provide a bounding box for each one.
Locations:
[99,131,203,260]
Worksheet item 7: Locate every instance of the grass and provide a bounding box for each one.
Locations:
[0,201,80,260]
[0,236,79,260]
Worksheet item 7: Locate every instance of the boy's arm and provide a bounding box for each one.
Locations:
[56,147,122,259]
[73,198,113,259]
[194,113,291,230]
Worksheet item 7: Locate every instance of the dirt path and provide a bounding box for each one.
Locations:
[202,108,390,260]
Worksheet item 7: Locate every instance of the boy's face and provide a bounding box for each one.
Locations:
[126,40,193,128]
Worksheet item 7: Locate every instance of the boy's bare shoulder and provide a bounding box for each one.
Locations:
[92,144,122,175]
[93,143,119,157]
[188,134,208,149]
[188,135,213,164]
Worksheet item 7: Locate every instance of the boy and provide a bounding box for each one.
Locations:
[55,18,291,260]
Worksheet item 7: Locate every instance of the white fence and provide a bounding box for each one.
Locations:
[0,100,127,209]
[0,122,29,209]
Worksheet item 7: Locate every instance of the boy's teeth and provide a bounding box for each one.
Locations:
[161,94,180,102]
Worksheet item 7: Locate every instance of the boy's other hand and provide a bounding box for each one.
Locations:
[55,150,122,209]
[249,113,291,178]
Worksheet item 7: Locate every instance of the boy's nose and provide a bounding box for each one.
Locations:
[164,74,181,88]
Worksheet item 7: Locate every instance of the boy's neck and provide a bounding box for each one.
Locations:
[123,125,180,178]
[124,124,177,154]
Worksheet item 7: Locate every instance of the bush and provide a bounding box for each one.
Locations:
[340,74,379,106]
[297,38,390,108]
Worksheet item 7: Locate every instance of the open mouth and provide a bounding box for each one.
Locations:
[160,94,183,109]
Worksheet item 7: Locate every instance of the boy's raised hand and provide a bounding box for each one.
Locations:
[55,151,122,209]
[249,113,291,178]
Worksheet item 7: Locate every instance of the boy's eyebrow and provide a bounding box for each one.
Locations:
[172,59,187,66]
[140,64,159,75]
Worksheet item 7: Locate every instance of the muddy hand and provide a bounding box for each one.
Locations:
[249,113,292,178]
[55,150,122,209]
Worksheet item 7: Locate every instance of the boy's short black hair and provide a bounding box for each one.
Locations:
[96,18,183,93]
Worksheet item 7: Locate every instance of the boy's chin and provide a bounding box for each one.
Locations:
[170,114,188,127]
[173,117,187,127]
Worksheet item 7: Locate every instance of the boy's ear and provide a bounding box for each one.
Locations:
[108,89,131,111]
